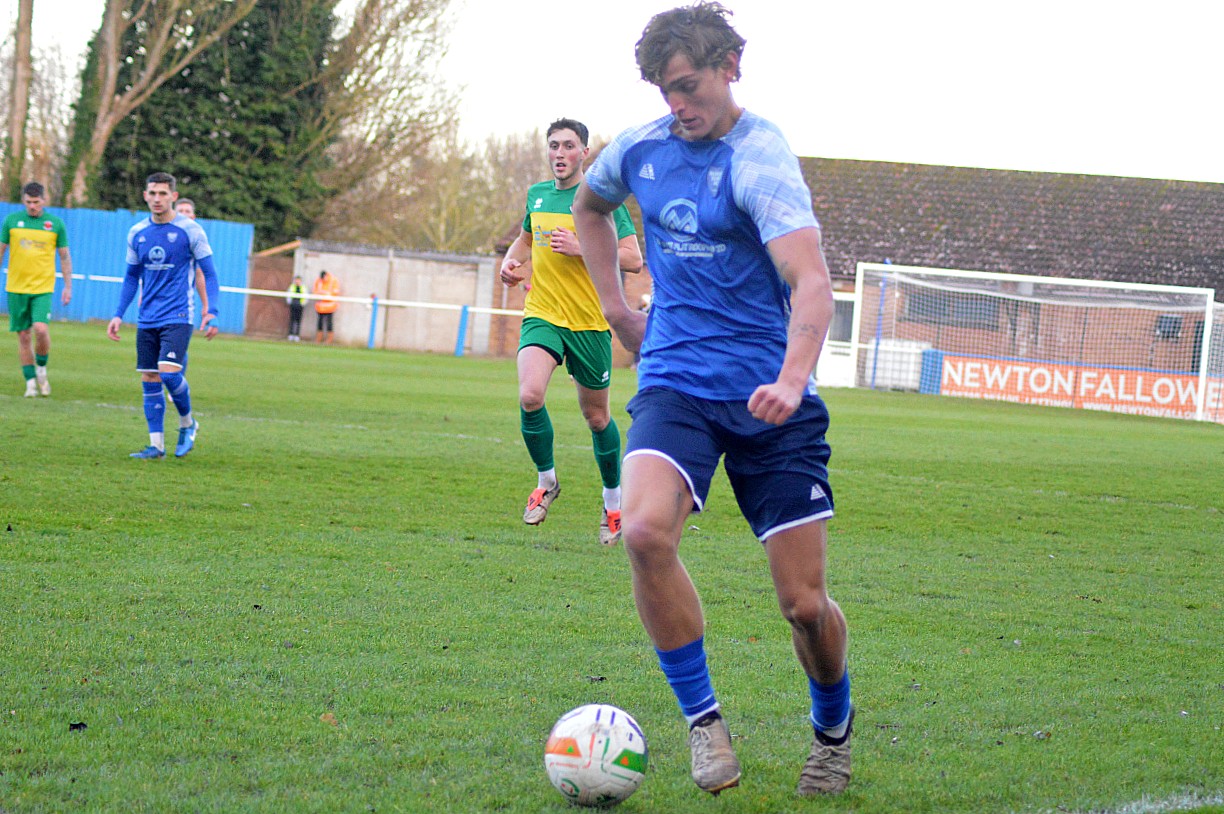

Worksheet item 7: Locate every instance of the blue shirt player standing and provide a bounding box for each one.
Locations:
[107,171,220,459]
[573,2,853,799]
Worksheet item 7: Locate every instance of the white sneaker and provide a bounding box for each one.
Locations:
[35,366,50,396]
[24,379,38,398]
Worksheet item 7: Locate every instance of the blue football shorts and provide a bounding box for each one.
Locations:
[136,323,193,372]
[624,386,834,541]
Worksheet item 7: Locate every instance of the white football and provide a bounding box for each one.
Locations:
[544,703,648,807]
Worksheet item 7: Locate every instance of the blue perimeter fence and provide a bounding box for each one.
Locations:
[1,202,254,335]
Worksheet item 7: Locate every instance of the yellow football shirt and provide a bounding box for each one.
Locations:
[2,210,68,294]
[520,181,636,332]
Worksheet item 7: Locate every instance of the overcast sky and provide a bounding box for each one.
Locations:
[8,0,1224,184]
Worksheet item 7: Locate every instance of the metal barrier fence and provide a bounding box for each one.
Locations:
[230,286,523,355]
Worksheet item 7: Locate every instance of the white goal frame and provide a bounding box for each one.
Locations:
[850,263,1221,423]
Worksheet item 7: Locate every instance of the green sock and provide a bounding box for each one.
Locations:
[521,406,555,472]
[592,418,622,489]
[22,364,36,381]
[35,354,48,367]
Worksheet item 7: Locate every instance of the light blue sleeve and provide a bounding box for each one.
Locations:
[728,116,819,244]
[585,134,633,206]
[124,220,145,265]
[182,218,214,261]
[585,116,673,206]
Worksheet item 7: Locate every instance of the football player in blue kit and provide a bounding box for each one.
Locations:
[573,2,854,798]
[107,171,220,460]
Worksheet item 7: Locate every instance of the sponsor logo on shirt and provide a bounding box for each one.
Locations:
[659,198,727,259]
[639,163,656,180]
[145,244,174,272]
[660,199,698,241]
[43,221,54,231]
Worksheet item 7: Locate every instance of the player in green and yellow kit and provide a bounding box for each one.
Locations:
[499,118,643,544]
[1,182,73,397]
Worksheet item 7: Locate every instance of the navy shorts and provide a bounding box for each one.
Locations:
[625,386,834,541]
[136,323,193,372]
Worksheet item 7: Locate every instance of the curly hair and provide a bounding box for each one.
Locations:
[634,2,746,86]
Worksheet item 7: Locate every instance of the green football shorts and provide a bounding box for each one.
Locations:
[519,317,613,391]
[7,291,53,332]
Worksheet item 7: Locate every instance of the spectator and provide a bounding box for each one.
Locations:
[286,275,307,341]
[313,270,340,344]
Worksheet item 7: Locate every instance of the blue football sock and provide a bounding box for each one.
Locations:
[142,380,165,435]
[809,670,851,735]
[160,371,192,419]
[657,637,719,724]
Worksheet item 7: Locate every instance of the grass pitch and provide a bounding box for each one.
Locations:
[1,322,1221,813]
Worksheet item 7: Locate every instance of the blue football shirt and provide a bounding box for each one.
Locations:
[119,214,216,329]
[585,110,820,401]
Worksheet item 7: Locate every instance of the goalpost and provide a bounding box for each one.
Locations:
[851,263,1222,424]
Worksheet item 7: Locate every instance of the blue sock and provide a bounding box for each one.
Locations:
[142,381,165,435]
[809,670,851,734]
[657,637,719,724]
[160,371,192,418]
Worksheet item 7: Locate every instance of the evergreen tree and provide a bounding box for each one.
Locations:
[94,0,336,247]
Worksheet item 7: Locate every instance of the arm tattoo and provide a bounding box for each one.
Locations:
[790,321,825,341]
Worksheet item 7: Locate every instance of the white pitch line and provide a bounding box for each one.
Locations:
[1033,792,1224,814]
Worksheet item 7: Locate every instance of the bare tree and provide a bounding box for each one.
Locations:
[310,0,456,225]
[2,0,33,199]
[313,129,547,254]
[0,30,8,175]
[23,44,73,198]
[66,0,257,206]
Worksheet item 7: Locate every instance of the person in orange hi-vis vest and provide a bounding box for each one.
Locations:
[312,270,340,344]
